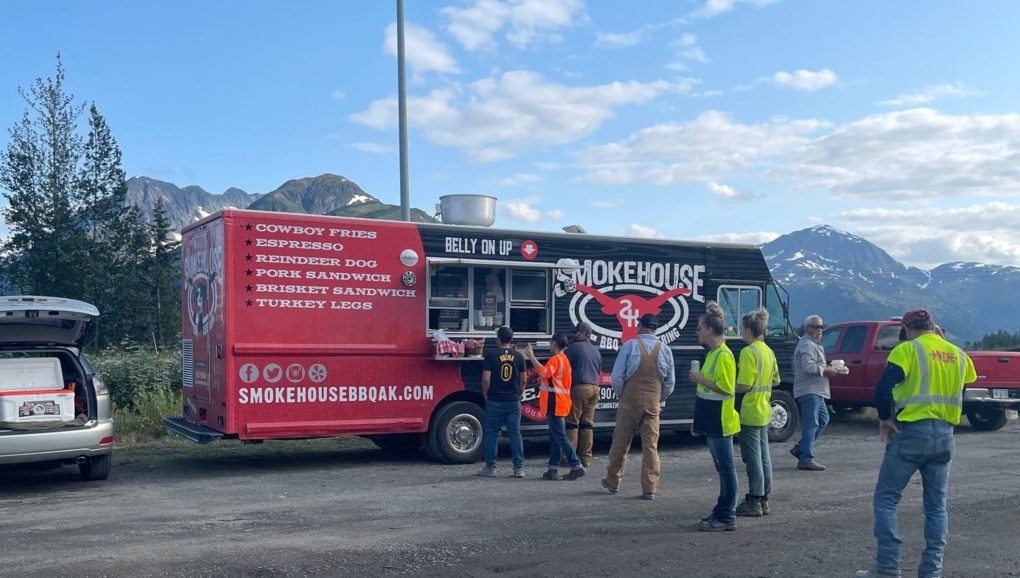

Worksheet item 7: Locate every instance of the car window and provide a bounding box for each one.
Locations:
[875,325,902,351]
[838,325,868,353]
[820,327,841,353]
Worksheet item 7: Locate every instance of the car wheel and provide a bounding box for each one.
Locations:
[368,434,423,454]
[79,453,112,481]
[768,391,798,443]
[965,406,1008,431]
[428,401,485,464]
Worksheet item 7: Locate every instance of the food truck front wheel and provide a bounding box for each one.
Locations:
[426,401,485,464]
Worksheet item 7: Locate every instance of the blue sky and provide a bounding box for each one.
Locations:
[2,0,1020,269]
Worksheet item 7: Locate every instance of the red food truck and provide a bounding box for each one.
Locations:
[165,208,800,462]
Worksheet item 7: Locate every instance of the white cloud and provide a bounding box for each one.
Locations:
[877,82,981,108]
[331,90,346,100]
[595,30,645,49]
[580,110,827,185]
[499,173,542,186]
[348,142,395,154]
[626,224,664,239]
[503,200,542,223]
[352,71,674,162]
[692,0,781,19]
[695,231,780,245]
[384,22,461,76]
[837,202,1020,267]
[595,18,686,49]
[776,108,1020,199]
[442,0,587,52]
[772,69,838,91]
[547,208,564,219]
[707,180,737,198]
[591,199,618,208]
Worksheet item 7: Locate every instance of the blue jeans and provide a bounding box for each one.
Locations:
[796,394,830,463]
[872,420,954,578]
[706,435,738,523]
[484,400,524,469]
[547,415,581,469]
[739,425,772,497]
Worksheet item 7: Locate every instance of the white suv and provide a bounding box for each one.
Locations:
[0,296,113,480]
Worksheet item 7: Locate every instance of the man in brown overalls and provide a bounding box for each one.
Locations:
[601,314,677,500]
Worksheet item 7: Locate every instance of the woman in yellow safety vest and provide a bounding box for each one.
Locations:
[734,309,780,518]
[690,301,741,532]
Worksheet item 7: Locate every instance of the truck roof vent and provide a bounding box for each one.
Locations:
[436,194,496,227]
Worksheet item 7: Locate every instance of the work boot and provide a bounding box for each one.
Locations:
[699,518,736,532]
[563,466,586,481]
[736,494,763,517]
[600,478,619,493]
[797,460,826,471]
[789,444,802,459]
[476,466,498,477]
[541,469,559,481]
[760,496,770,516]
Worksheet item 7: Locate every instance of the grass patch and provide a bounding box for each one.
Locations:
[89,345,182,447]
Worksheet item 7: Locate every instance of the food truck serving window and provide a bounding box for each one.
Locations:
[427,261,551,336]
[717,285,762,338]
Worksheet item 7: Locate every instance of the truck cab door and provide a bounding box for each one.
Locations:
[830,324,871,402]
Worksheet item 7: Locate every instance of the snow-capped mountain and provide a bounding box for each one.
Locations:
[763,226,1020,342]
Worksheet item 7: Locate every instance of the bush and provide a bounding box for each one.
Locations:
[89,344,182,444]
[89,344,182,409]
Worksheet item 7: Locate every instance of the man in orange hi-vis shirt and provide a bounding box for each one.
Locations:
[524,333,587,481]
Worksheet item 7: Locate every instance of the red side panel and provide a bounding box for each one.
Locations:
[215,210,459,439]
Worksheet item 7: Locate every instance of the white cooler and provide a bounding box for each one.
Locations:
[0,389,76,428]
[0,358,72,429]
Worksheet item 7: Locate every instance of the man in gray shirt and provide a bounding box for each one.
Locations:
[791,315,839,471]
[564,322,603,467]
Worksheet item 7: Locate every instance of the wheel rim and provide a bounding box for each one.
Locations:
[770,402,790,431]
[446,414,483,455]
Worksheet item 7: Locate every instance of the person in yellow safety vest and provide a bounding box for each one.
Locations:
[690,302,741,532]
[524,334,586,481]
[855,308,977,578]
[734,309,781,518]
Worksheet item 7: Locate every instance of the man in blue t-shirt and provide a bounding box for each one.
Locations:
[477,326,528,478]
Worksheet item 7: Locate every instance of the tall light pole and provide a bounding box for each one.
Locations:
[396,0,411,221]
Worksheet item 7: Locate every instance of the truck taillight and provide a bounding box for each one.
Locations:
[93,375,109,396]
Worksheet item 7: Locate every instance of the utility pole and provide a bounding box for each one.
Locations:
[397,0,411,221]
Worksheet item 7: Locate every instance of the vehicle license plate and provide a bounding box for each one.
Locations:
[19,401,59,417]
[992,389,1008,400]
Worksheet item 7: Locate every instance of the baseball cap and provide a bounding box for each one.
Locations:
[639,314,659,330]
[902,308,934,326]
[574,321,593,334]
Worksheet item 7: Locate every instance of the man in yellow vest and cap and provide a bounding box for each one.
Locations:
[855,308,976,578]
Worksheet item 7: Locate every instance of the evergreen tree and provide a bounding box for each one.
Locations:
[147,199,181,346]
[1,56,162,348]
[0,56,90,298]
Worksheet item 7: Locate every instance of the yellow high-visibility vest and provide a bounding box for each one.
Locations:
[887,333,977,425]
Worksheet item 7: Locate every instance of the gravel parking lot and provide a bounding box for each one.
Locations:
[2,413,1019,578]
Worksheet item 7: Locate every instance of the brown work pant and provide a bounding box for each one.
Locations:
[605,401,661,494]
[565,384,599,464]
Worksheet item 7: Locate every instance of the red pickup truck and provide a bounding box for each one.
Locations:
[820,320,1020,430]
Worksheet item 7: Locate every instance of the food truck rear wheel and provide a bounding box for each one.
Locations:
[429,401,485,464]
